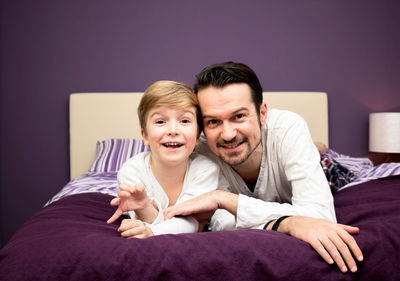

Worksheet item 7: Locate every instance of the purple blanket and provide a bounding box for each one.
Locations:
[1,176,399,281]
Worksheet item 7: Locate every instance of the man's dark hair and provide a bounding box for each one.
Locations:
[193,61,263,112]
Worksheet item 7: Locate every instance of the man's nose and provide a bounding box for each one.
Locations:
[221,122,237,141]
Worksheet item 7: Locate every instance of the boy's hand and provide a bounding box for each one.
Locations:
[118,219,154,239]
[107,183,148,224]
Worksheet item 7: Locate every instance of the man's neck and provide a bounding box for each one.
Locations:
[231,147,262,187]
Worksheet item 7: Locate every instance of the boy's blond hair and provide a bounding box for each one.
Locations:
[138,81,201,135]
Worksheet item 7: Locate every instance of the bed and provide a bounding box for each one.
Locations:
[1,92,399,281]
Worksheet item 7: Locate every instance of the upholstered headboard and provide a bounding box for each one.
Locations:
[69,92,328,179]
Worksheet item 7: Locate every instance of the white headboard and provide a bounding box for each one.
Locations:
[70,92,328,179]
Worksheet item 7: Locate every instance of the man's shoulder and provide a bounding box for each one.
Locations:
[266,109,306,128]
[267,108,303,121]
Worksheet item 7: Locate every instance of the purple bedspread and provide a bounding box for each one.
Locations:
[1,176,399,281]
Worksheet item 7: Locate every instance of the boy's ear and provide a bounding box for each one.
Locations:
[141,128,149,147]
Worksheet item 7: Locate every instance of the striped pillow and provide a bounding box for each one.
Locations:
[89,139,150,172]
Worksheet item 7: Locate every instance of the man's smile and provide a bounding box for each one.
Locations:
[217,139,247,152]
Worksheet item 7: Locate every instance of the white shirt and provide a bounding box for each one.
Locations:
[118,151,220,235]
[196,109,336,230]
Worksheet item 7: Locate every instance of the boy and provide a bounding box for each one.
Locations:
[107,80,222,238]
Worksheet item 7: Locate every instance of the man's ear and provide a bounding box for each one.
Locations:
[141,128,149,147]
[260,102,268,126]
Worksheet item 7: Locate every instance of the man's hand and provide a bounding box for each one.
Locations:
[279,216,363,273]
[164,190,222,220]
[118,219,154,239]
[164,190,364,273]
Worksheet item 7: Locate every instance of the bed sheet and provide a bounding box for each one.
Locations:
[326,149,400,190]
[45,172,118,206]
[1,175,399,281]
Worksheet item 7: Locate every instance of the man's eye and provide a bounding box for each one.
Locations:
[235,114,244,120]
[206,120,221,128]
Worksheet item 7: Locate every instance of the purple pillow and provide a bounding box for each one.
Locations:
[89,139,150,172]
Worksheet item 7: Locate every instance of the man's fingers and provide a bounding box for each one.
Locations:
[338,229,364,263]
[339,224,360,235]
[329,233,359,273]
[322,235,350,273]
[286,217,363,273]
[309,239,334,265]
[163,207,174,219]
[163,206,182,220]
[315,237,348,272]
[321,229,363,273]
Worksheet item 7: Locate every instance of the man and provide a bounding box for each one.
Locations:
[164,61,363,273]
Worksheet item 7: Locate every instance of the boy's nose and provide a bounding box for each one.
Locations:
[168,122,179,135]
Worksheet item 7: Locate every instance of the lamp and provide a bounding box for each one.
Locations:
[369,112,400,163]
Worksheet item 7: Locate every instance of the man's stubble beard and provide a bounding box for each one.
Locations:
[219,137,262,167]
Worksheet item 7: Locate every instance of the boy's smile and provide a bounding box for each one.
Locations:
[142,106,199,169]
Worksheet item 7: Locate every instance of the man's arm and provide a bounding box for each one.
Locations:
[164,190,238,217]
[163,190,364,273]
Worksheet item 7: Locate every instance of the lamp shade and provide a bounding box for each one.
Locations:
[369,112,400,153]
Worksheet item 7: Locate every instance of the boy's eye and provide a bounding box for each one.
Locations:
[181,119,191,124]
[155,120,165,124]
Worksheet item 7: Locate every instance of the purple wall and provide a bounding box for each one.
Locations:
[1,0,399,247]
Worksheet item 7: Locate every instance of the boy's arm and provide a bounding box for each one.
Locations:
[148,216,199,235]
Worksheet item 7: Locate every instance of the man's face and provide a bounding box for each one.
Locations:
[198,83,267,167]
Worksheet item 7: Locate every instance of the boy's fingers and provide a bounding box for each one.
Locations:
[107,209,122,224]
[110,197,120,206]
[120,183,135,193]
[118,190,131,198]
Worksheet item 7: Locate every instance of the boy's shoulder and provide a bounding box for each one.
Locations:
[119,151,150,172]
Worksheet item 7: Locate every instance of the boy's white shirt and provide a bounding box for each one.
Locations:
[118,151,221,235]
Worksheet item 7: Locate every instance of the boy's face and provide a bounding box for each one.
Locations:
[141,106,199,168]
[198,83,267,167]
